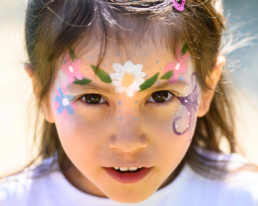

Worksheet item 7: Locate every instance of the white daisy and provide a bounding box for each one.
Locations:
[110,60,146,97]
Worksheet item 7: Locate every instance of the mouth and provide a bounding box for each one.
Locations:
[103,167,152,184]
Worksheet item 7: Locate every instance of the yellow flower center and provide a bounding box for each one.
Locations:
[122,73,135,87]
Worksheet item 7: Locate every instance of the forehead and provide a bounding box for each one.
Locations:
[76,41,193,75]
[56,41,195,96]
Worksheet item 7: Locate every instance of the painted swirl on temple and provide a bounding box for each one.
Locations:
[173,72,200,138]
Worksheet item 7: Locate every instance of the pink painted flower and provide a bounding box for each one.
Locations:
[164,47,190,84]
[61,53,83,84]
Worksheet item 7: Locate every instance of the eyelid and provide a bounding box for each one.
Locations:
[73,93,108,104]
[146,90,175,104]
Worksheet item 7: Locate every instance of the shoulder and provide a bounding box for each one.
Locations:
[183,146,258,206]
[0,157,60,206]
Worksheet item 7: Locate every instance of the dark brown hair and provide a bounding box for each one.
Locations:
[5,0,258,180]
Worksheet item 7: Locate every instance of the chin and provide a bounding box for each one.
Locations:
[106,190,153,204]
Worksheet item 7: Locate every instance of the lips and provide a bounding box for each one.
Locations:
[104,167,152,184]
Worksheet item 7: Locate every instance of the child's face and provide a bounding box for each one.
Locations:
[47,42,201,203]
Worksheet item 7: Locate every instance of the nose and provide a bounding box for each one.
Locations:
[108,114,148,153]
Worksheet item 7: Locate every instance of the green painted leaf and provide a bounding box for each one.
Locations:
[181,43,188,55]
[73,77,92,85]
[140,73,159,92]
[69,48,76,61]
[91,65,112,84]
[160,71,174,80]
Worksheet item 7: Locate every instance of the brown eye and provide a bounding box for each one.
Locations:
[148,91,173,103]
[82,94,105,104]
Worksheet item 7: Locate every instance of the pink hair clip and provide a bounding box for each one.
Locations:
[173,0,185,11]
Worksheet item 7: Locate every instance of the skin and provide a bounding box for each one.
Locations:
[25,42,225,203]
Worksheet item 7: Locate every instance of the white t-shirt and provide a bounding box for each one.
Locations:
[1,147,258,206]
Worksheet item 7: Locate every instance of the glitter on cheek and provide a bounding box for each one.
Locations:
[172,72,200,142]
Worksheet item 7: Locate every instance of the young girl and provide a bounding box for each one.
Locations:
[1,0,258,205]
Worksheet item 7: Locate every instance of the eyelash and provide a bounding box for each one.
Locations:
[73,90,179,106]
[146,91,177,107]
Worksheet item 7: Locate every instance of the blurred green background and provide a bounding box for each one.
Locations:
[0,0,258,176]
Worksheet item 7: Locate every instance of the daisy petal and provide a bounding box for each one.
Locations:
[126,88,135,97]
[135,77,145,86]
[130,81,140,91]
[115,86,126,93]
[133,64,143,74]
[134,71,146,79]
[113,63,124,73]
[112,80,122,87]
[124,60,135,73]
[110,73,123,81]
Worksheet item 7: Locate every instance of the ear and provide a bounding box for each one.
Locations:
[24,63,55,123]
[197,56,226,117]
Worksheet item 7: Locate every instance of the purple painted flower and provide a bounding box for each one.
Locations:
[172,72,200,142]
[54,87,77,120]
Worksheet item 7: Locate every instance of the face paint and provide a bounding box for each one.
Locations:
[91,65,112,83]
[61,48,83,84]
[62,44,189,100]
[164,44,189,84]
[61,48,92,86]
[54,86,77,120]
[139,72,159,91]
[110,60,146,97]
[172,72,200,141]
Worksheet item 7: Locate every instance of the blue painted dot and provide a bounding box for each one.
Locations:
[90,56,93,60]
[119,110,121,113]
[93,83,96,85]
[103,52,106,56]
[145,75,147,78]
[104,64,106,66]
[160,68,162,70]
[179,77,184,81]
[63,61,66,64]
[118,101,121,106]
[190,56,192,59]
[135,101,138,104]
[135,110,137,113]
[157,81,160,84]
[156,60,159,64]
[144,53,147,57]
[134,118,137,121]
[119,117,122,121]
[117,53,120,57]
[148,67,150,69]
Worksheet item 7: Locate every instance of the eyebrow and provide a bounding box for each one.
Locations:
[143,81,190,93]
[65,83,111,94]
[65,80,190,94]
